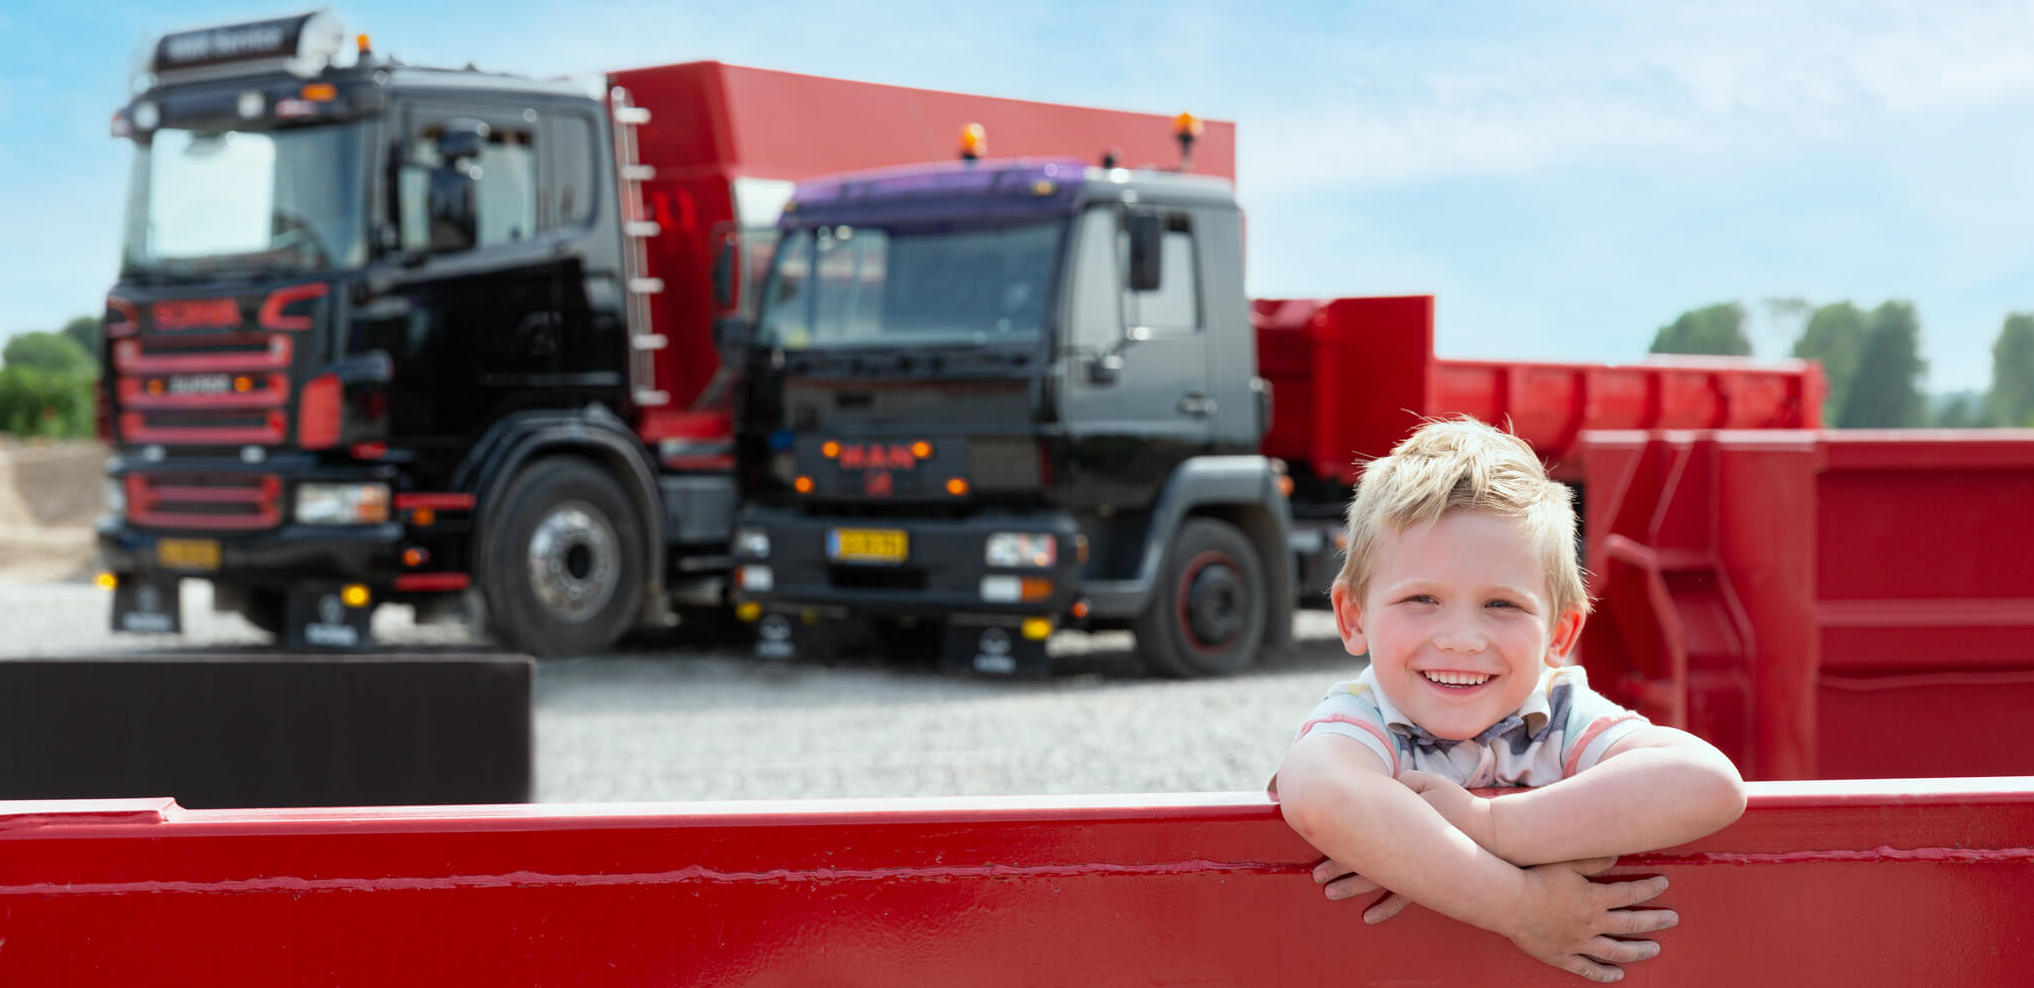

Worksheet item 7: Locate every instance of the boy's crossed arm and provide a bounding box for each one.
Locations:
[1277,733,1690,984]
[1397,725,1748,868]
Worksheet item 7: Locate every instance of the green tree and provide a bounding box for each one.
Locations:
[1837,301,1926,428]
[1933,391,1986,428]
[1649,302,1751,356]
[60,315,102,359]
[1791,302,1867,424]
[1988,312,2034,427]
[1,331,95,378]
[0,366,94,438]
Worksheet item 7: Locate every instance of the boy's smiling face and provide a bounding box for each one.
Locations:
[1332,508,1584,741]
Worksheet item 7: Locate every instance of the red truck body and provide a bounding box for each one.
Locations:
[1581,428,2034,781]
[1253,296,1826,483]
[605,61,1236,445]
[3,782,2030,984]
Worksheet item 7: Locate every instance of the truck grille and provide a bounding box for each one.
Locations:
[125,473,283,531]
[109,283,323,448]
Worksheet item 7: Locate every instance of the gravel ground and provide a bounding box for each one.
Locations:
[0,580,1360,803]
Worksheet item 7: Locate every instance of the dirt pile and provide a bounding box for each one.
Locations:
[0,438,106,583]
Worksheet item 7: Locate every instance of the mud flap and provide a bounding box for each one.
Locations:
[754,611,849,662]
[111,576,182,634]
[285,587,376,650]
[945,620,1048,678]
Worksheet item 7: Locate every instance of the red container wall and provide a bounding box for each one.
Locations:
[1580,430,2034,780]
[2,784,2031,985]
[1254,296,1433,485]
[1253,300,1823,485]
[608,61,1237,442]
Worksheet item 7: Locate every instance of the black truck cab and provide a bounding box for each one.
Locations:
[99,12,654,650]
[730,158,1296,676]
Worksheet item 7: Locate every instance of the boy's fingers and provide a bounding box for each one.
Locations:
[1362,892,1410,924]
[1582,937,1661,965]
[1561,956,1624,983]
[1595,876,1671,909]
[1324,874,1382,899]
[1606,908,1679,935]
[1312,859,1351,884]
[1570,856,1621,877]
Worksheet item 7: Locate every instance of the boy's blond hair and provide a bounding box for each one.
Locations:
[1336,417,1591,618]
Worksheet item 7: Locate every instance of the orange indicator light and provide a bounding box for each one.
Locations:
[910,441,933,459]
[794,475,816,494]
[822,440,841,459]
[945,477,969,496]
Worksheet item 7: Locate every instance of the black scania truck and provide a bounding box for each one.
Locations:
[726,158,1312,677]
[97,11,704,655]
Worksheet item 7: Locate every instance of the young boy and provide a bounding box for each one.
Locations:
[1274,417,1746,984]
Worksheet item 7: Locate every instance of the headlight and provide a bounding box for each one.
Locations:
[295,482,391,525]
[104,478,127,517]
[738,565,774,593]
[733,526,770,558]
[985,532,1056,568]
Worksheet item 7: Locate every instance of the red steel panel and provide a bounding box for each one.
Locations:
[1,782,2030,985]
[1254,302,1821,485]
[1581,429,2034,780]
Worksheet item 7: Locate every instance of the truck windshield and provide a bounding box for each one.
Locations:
[121,121,372,279]
[758,220,1062,349]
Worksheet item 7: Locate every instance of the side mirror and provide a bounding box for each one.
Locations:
[438,118,490,163]
[1126,213,1162,292]
[425,164,477,253]
[711,237,738,311]
[714,314,754,351]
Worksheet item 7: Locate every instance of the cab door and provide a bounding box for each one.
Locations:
[372,99,558,445]
[1058,203,1216,510]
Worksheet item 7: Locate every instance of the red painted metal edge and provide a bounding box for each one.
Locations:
[394,492,476,511]
[393,572,472,592]
[1,782,2030,985]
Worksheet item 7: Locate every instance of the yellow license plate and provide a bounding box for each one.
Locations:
[829,528,908,564]
[157,538,221,571]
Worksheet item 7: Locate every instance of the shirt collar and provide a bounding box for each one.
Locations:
[1357,665,1559,738]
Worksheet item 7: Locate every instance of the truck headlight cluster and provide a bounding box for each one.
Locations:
[104,478,127,517]
[733,527,771,558]
[295,482,391,525]
[985,533,1056,568]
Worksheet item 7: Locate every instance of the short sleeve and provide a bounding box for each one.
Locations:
[1552,668,1650,777]
[1291,682,1400,777]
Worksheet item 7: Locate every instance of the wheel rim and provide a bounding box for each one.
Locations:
[1176,550,1247,653]
[525,501,620,622]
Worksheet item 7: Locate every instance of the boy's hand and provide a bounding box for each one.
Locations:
[1506,857,1678,983]
[1398,769,1500,854]
[1310,858,1412,924]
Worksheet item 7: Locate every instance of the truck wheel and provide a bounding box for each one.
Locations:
[480,457,645,658]
[1133,517,1267,677]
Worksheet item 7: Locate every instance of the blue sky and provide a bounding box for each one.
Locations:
[4,0,2031,392]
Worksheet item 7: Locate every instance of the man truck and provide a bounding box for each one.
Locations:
[724,156,1824,676]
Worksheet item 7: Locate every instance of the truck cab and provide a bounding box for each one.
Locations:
[729,158,1297,676]
[100,12,653,651]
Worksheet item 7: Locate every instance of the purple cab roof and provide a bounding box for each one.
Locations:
[784,158,1088,226]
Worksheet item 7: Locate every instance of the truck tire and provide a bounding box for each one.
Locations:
[480,457,645,658]
[1133,517,1267,677]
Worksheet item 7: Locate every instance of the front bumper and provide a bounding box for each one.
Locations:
[731,505,1087,619]
[98,517,405,588]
